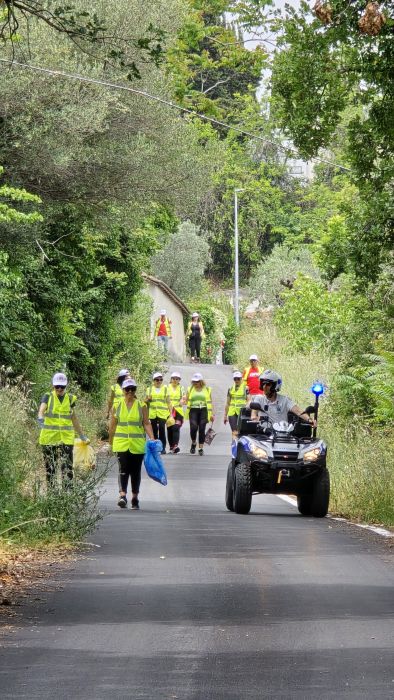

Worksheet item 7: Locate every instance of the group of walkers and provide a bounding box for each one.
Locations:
[154,310,205,362]
[37,353,315,511]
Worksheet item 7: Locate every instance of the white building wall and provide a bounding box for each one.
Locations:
[145,281,187,361]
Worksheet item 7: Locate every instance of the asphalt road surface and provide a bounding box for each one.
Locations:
[1,363,393,699]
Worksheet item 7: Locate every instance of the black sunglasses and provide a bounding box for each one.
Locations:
[54,385,66,389]
[124,386,137,392]
[154,378,163,381]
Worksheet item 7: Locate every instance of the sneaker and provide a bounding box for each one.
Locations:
[117,495,127,509]
[131,498,140,510]
[190,443,196,454]
[173,446,180,454]
[198,448,204,456]
[161,449,166,455]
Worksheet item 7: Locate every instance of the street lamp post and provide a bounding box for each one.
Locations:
[234,188,244,326]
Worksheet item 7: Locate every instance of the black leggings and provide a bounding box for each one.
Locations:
[43,445,73,487]
[167,411,184,449]
[117,451,144,494]
[228,414,239,432]
[189,407,208,445]
[189,335,201,359]
[150,417,167,450]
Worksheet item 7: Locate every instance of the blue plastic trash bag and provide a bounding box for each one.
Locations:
[144,440,168,486]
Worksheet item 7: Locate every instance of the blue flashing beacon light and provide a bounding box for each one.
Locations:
[311,382,324,397]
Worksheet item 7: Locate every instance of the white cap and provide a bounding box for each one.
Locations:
[153,371,163,380]
[171,371,181,379]
[249,354,258,361]
[122,378,137,389]
[52,372,68,386]
[233,371,243,379]
[191,372,203,382]
[191,312,199,318]
[118,368,129,378]
[160,309,166,316]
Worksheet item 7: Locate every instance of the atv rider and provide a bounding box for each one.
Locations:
[251,370,316,427]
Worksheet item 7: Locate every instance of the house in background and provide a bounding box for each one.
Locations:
[142,273,190,361]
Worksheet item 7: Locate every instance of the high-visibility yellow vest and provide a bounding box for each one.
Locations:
[146,385,170,420]
[168,384,185,416]
[111,383,123,410]
[154,318,171,337]
[39,390,76,446]
[227,383,247,417]
[113,398,146,454]
[186,386,213,421]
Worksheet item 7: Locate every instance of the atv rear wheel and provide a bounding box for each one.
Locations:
[225,461,234,512]
[310,468,330,517]
[297,492,312,516]
[233,464,252,514]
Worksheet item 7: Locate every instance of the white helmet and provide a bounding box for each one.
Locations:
[118,368,129,378]
[259,369,282,391]
[160,309,167,316]
[52,372,68,386]
[191,372,203,382]
[153,371,163,380]
[191,312,199,318]
[249,354,258,361]
[171,371,181,379]
[233,370,243,379]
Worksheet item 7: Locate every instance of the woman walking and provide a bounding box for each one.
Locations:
[186,312,205,362]
[167,371,186,454]
[145,372,172,454]
[186,372,214,456]
[224,371,248,438]
[109,377,155,510]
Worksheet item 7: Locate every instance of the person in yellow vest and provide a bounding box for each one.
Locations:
[223,370,249,437]
[144,371,172,454]
[242,354,264,399]
[109,377,155,510]
[185,372,214,456]
[154,309,172,356]
[37,372,89,488]
[106,368,130,418]
[167,371,186,454]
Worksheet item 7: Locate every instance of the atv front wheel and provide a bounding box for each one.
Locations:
[310,468,330,517]
[233,464,252,514]
[225,461,235,512]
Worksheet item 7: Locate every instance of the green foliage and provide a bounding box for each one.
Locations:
[251,244,321,306]
[152,220,210,300]
[1,1,168,81]
[338,350,394,425]
[222,313,237,365]
[110,292,163,393]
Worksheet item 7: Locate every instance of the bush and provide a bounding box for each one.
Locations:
[109,292,163,396]
[251,244,321,306]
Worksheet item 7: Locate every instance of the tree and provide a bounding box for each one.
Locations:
[151,220,210,300]
[1,0,167,79]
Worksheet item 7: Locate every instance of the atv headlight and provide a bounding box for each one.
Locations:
[251,445,268,461]
[303,447,321,462]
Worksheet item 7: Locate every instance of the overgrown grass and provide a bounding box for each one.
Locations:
[236,318,394,527]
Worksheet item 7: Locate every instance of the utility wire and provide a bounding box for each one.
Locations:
[0,58,351,172]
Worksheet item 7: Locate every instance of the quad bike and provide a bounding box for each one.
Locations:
[226,383,329,517]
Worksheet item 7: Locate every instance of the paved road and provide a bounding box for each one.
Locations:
[1,363,393,699]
